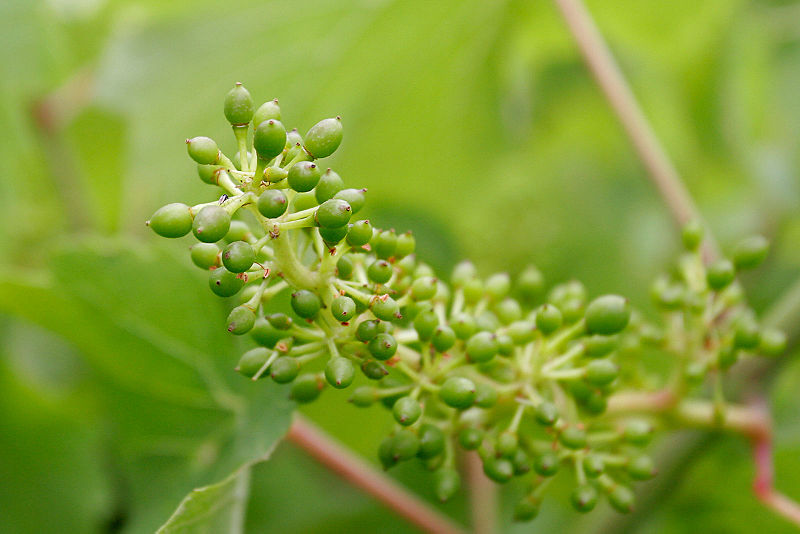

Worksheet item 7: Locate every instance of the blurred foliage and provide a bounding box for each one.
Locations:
[0,0,799,532]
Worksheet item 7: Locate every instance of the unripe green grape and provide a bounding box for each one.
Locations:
[304,117,343,159]
[413,310,439,341]
[252,99,281,127]
[224,83,255,125]
[349,386,377,407]
[513,495,540,522]
[534,401,558,426]
[324,357,355,389]
[394,232,416,258]
[224,220,251,243]
[389,430,420,463]
[571,485,598,513]
[517,265,545,301]
[254,119,286,161]
[186,136,219,164]
[627,454,657,480]
[458,427,484,450]
[227,305,256,334]
[585,359,618,387]
[410,277,437,301]
[434,468,460,502]
[584,334,618,358]
[475,311,500,332]
[466,331,498,363]
[257,190,288,218]
[417,424,445,459]
[733,235,769,270]
[536,304,562,335]
[222,241,255,273]
[378,436,397,469]
[376,321,393,334]
[372,229,397,259]
[511,449,531,475]
[315,198,352,228]
[235,347,271,379]
[533,451,560,476]
[485,273,511,300]
[483,457,514,483]
[288,161,322,192]
[356,319,380,342]
[264,313,291,331]
[608,485,634,513]
[706,259,735,290]
[568,380,593,403]
[439,377,476,409]
[319,225,348,245]
[681,220,704,251]
[474,382,498,408]
[371,295,400,321]
[270,356,299,383]
[368,333,397,360]
[208,267,244,297]
[558,299,586,324]
[496,334,514,356]
[291,290,321,319]
[361,360,389,380]
[585,295,630,335]
[346,220,373,246]
[190,242,220,269]
[431,325,456,352]
[336,254,354,279]
[393,396,422,426]
[314,169,345,203]
[583,391,608,415]
[329,296,356,323]
[494,298,522,325]
[559,426,587,449]
[496,432,518,458]
[197,164,221,185]
[291,374,325,403]
[583,453,605,478]
[734,316,761,349]
[367,260,393,284]
[250,317,283,348]
[759,328,787,356]
[451,313,477,340]
[623,420,653,446]
[148,203,193,238]
[507,320,536,345]
[334,188,366,214]
[192,205,231,243]
[451,261,477,287]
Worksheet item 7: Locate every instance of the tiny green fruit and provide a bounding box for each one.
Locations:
[192,205,231,243]
[148,203,193,238]
[585,295,630,335]
[304,117,343,159]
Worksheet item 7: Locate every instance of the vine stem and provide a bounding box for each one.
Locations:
[464,451,497,534]
[286,415,466,534]
[551,0,719,262]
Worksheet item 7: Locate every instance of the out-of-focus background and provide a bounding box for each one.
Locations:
[1,0,799,532]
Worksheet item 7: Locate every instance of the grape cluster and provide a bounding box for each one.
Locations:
[147,84,784,520]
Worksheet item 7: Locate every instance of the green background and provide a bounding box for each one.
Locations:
[1,0,799,532]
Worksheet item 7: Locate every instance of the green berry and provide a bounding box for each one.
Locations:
[254,119,287,161]
[186,136,219,164]
[288,161,321,192]
[583,391,608,415]
[315,169,345,203]
[224,220,251,243]
[496,432,518,458]
[474,382,498,408]
[315,198,352,228]
[250,317,283,347]
[410,276,437,301]
[235,347,271,379]
[413,310,439,341]
[257,190,288,218]
[511,449,531,475]
[627,454,657,480]
[197,164,221,185]
[534,401,558,426]
[584,335,618,358]
[290,374,325,403]
[458,427,484,450]
[356,319,380,342]
[390,429,420,462]
[681,220,704,251]
[394,232,416,258]
[733,235,769,270]
[192,205,231,243]
[483,457,514,483]
[304,117,343,159]
[371,295,400,321]
[367,260,393,284]
[759,328,787,356]
[439,377,476,409]
[417,424,445,459]
[585,359,619,387]
[507,320,536,345]
[706,259,736,290]
[336,254,354,279]
[252,99,280,127]
[465,331,498,363]
[475,311,500,332]
[623,420,653,446]
[330,296,356,323]
[378,436,397,469]
[497,332,516,355]
[536,305,562,335]
[208,267,244,297]
[270,356,300,383]
[148,203,193,238]
[393,396,422,426]
[224,83,255,125]
[222,241,255,273]
[431,325,456,352]
[334,188,366,214]
[190,242,220,269]
[349,386,377,407]
[293,192,319,212]
[559,426,587,449]
[434,468,460,502]
[571,485,598,513]
[533,451,560,476]
[368,333,397,360]
[494,298,522,325]
[583,453,605,478]
[485,273,511,300]
[517,265,544,301]
[608,485,634,513]
[266,313,292,330]
[324,357,355,389]
[319,225,348,245]
[585,295,630,335]
[734,316,761,349]
[361,360,389,380]
[346,220,373,246]
[291,290,321,319]
[513,495,540,522]
[227,305,255,334]
[451,313,477,340]
[371,230,397,259]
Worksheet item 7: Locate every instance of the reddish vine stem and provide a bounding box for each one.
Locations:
[464,452,497,534]
[287,415,467,534]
